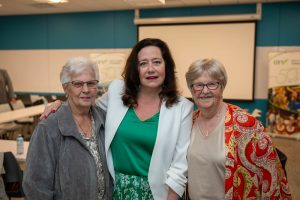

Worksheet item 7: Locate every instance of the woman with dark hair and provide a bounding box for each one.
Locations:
[41,38,193,199]
[121,38,179,107]
[99,38,193,200]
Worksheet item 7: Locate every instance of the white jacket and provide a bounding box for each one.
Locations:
[96,80,193,199]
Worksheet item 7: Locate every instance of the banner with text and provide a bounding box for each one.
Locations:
[267,52,300,138]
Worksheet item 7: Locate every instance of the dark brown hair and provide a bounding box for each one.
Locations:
[122,38,179,108]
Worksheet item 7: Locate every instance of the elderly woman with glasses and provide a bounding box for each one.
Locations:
[23,57,113,200]
[185,58,292,199]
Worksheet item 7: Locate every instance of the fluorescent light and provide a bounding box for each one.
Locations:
[124,0,165,7]
[48,0,68,3]
[34,0,68,4]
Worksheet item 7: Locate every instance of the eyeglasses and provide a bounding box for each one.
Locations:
[191,81,220,91]
[69,80,99,89]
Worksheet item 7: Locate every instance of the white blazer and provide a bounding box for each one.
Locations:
[96,80,193,199]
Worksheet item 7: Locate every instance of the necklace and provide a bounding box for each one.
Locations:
[73,113,92,137]
[201,123,210,137]
[68,103,92,137]
[199,102,224,137]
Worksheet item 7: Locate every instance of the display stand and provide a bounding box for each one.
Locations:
[266,52,300,140]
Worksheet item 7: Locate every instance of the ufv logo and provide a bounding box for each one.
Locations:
[273,59,288,65]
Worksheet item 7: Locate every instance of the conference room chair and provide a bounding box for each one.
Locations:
[42,95,55,104]
[276,148,288,176]
[0,129,7,140]
[10,100,34,124]
[10,100,34,140]
[1,152,24,199]
[55,95,67,102]
[0,104,23,140]
[16,94,32,107]
[31,95,46,106]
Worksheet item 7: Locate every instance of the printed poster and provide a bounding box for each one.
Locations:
[267,51,300,139]
[90,53,126,96]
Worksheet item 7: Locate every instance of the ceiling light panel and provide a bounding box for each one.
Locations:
[33,0,68,3]
[124,0,165,7]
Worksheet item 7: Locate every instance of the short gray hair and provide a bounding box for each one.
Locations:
[60,57,99,84]
[185,58,228,90]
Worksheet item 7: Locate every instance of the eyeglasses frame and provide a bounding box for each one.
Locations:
[68,80,99,89]
[190,81,221,91]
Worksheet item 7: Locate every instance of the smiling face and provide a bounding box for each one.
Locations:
[137,45,166,92]
[63,67,98,111]
[191,71,224,110]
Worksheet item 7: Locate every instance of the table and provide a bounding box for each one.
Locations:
[0,139,29,162]
[0,139,29,170]
[268,132,300,141]
[0,104,46,124]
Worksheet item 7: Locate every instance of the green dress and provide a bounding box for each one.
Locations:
[110,107,159,200]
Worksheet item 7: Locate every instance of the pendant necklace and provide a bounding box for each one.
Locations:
[201,123,210,137]
[69,104,92,137]
[73,113,92,137]
[200,103,224,137]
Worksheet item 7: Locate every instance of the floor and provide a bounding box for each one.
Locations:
[272,137,300,199]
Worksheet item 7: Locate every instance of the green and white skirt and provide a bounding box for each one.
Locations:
[113,172,153,200]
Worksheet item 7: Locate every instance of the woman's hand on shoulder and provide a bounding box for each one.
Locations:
[39,100,62,122]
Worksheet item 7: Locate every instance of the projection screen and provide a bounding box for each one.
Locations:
[139,22,256,100]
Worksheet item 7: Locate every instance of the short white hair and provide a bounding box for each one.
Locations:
[60,57,99,84]
[185,58,228,90]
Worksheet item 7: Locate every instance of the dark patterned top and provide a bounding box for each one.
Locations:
[79,115,105,200]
